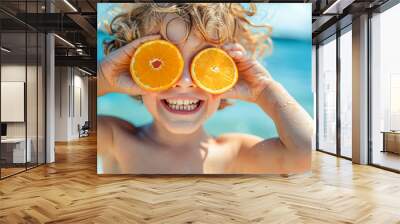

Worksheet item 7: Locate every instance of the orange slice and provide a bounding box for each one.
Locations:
[130,40,184,91]
[191,48,238,94]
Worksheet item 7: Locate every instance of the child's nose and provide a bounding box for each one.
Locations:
[173,67,195,89]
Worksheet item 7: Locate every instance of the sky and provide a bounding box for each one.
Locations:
[97,3,312,40]
[250,3,311,40]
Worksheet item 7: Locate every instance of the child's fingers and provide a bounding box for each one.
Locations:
[116,72,146,96]
[220,80,248,100]
[220,88,236,99]
[122,34,161,56]
[116,72,134,89]
[223,48,251,65]
[222,43,246,52]
[102,34,161,87]
[227,50,249,62]
[110,34,161,62]
[222,44,250,63]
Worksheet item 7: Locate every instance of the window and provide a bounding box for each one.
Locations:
[317,36,337,154]
[339,28,352,158]
[370,3,400,171]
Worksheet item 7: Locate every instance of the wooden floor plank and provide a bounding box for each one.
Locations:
[1,135,400,223]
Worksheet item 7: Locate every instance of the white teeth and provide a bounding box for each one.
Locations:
[165,99,201,112]
[166,99,200,105]
[164,98,202,112]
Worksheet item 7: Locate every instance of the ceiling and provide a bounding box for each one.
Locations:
[0,0,392,75]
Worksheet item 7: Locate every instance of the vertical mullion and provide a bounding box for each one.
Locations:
[60,67,62,117]
[336,29,341,157]
[69,69,71,118]
[73,68,75,118]
[316,44,320,150]
[36,0,39,167]
[25,0,28,171]
[44,32,47,164]
[0,23,2,179]
[367,11,373,165]
[44,0,48,164]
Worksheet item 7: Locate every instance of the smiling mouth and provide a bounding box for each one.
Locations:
[161,98,204,114]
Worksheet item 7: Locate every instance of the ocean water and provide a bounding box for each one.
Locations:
[97,32,313,139]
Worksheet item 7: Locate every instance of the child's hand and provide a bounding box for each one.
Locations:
[98,35,161,96]
[220,43,272,102]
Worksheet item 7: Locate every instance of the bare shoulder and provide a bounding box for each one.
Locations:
[97,116,139,153]
[97,116,140,173]
[217,133,263,150]
[98,116,138,133]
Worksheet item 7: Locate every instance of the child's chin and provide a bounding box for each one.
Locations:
[165,123,201,134]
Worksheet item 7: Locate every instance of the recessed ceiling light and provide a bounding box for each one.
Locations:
[323,0,355,15]
[54,34,75,48]
[1,47,11,53]
[77,67,93,76]
[63,0,78,12]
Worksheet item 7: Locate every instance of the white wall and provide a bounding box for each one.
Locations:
[55,66,69,141]
[1,63,46,164]
[1,65,37,138]
[54,67,89,141]
[72,73,89,138]
[1,82,25,122]
[1,65,26,130]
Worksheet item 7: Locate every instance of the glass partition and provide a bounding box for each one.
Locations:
[1,30,28,178]
[317,36,337,154]
[0,1,46,179]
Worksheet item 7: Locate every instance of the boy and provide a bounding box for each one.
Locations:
[98,3,313,174]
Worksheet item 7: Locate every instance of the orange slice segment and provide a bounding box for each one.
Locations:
[191,48,238,94]
[130,40,184,91]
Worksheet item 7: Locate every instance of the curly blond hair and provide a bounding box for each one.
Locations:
[104,3,271,57]
[103,3,272,109]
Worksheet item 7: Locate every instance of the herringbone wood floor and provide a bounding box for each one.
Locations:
[1,136,400,224]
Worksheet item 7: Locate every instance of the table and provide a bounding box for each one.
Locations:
[1,138,31,163]
[381,131,400,154]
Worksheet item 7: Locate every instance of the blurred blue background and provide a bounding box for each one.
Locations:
[97,3,313,139]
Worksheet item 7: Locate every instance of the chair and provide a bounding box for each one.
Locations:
[78,121,90,138]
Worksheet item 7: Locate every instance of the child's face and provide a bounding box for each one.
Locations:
[142,14,223,134]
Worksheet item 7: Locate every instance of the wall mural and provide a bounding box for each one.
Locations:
[97,3,313,174]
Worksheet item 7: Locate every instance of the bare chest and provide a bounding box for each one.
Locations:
[112,135,238,174]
